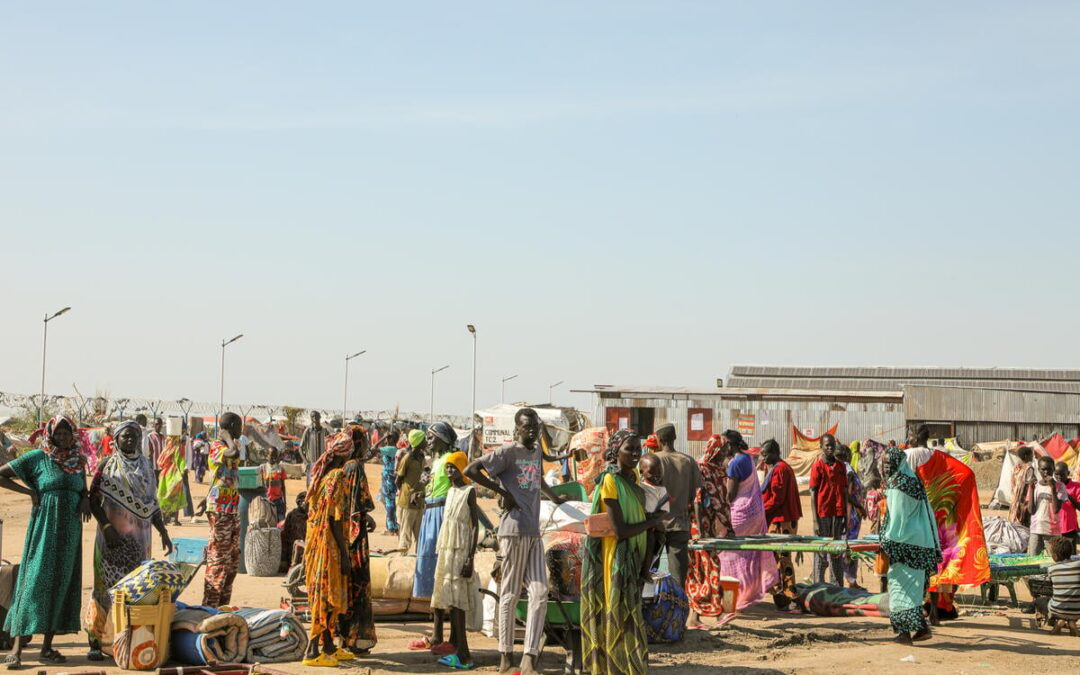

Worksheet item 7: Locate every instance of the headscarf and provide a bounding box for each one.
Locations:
[643,435,659,450]
[429,421,457,447]
[703,434,726,465]
[309,429,356,496]
[443,451,470,484]
[408,429,426,449]
[95,430,158,521]
[111,420,142,453]
[42,415,86,474]
[880,446,942,575]
[604,429,639,465]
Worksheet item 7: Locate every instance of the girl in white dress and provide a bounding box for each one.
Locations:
[430,452,481,669]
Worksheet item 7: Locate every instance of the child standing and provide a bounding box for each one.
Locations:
[864,478,886,535]
[430,452,480,670]
[639,452,671,575]
[260,447,288,521]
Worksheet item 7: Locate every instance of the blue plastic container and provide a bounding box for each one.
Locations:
[169,536,210,564]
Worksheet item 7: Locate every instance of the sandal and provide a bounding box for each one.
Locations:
[332,648,357,661]
[438,654,475,670]
[408,636,433,651]
[87,648,105,661]
[301,652,339,667]
[39,649,65,664]
[431,641,456,657]
[2,654,20,670]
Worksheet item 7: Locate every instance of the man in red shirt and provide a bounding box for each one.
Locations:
[809,433,848,586]
[760,439,803,605]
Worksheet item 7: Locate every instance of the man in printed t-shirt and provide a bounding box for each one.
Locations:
[466,408,567,675]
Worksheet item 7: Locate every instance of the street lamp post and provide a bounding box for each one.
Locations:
[466,325,477,448]
[430,365,449,423]
[549,380,564,405]
[39,306,71,425]
[343,350,367,425]
[501,374,518,403]
[219,334,244,427]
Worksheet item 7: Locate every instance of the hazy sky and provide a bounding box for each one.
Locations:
[3,2,1079,418]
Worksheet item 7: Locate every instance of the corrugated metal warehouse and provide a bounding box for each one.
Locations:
[576,366,1080,459]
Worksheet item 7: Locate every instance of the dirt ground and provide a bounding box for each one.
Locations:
[1,463,1078,674]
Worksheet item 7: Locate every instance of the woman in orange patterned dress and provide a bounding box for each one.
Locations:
[302,432,355,667]
[684,435,732,628]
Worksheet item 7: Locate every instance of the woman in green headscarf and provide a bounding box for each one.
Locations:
[581,430,663,675]
[880,445,942,644]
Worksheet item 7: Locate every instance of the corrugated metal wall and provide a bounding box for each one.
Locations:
[595,396,904,460]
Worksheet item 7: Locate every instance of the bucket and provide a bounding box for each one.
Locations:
[719,576,740,613]
[165,417,184,436]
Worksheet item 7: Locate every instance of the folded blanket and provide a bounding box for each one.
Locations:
[170,605,249,665]
[233,608,307,663]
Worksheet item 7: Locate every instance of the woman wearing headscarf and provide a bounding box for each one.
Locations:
[340,426,378,655]
[685,434,732,627]
[718,430,779,610]
[302,430,358,667]
[881,445,942,644]
[581,430,661,675]
[85,420,173,660]
[0,415,90,668]
[377,430,401,534]
[395,429,427,554]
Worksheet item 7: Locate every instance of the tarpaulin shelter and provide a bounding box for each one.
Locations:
[785,425,839,477]
[990,442,1048,507]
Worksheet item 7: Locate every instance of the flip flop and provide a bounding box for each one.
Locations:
[431,641,456,656]
[437,654,476,670]
[408,636,433,651]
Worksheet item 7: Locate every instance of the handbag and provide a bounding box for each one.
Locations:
[584,513,615,538]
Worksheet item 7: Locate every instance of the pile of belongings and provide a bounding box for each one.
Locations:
[983,516,1030,554]
[233,608,307,663]
[170,604,249,665]
[109,560,201,670]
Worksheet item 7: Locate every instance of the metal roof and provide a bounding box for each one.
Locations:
[727,365,1080,394]
[730,365,1080,381]
[572,385,900,400]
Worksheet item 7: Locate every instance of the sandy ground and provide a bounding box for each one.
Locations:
[1,463,1079,674]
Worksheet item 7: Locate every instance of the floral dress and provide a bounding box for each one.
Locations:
[304,467,349,639]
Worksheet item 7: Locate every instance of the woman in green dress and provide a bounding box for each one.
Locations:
[0,415,90,668]
[581,430,663,675]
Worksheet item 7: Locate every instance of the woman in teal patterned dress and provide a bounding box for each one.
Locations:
[0,415,90,668]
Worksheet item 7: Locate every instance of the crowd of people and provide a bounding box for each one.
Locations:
[3,408,1080,673]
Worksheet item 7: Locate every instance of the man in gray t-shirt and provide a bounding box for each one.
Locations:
[477,442,543,537]
[466,408,565,675]
[654,423,701,590]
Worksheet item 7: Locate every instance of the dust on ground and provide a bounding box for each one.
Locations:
[1,462,1078,674]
